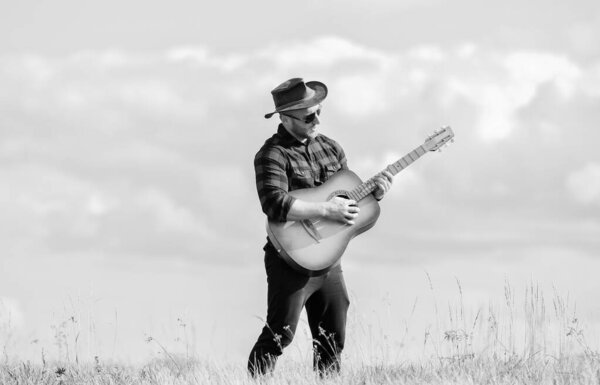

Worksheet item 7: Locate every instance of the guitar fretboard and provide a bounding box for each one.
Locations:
[347,145,427,202]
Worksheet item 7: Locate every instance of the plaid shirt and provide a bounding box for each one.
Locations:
[254,124,348,222]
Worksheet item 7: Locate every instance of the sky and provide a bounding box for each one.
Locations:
[1,0,600,365]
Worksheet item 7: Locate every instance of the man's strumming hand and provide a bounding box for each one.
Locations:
[324,196,360,225]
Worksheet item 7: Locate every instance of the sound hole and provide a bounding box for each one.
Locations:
[335,193,357,207]
[327,190,357,206]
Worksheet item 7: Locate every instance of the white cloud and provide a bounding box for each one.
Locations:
[87,193,116,216]
[137,188,212,236]
[0,53,211,138]
[167,46,246,72]
[259,36,394,69]
[1,37,599,263]
[116,80,189,116]
[332,74,389,117]
[167,46,210,63]
[456,43,477,59]
[2,54,55,85]
[67,49,133,69]
[9,39,590,149]
[566,163,600,205]
[5,164,94,216]
[0,161,215,256]
[477,85,518,142]
[439,50,583,142]
[408,45,445,62]
[504,51,581,99]
[581,63,600,97]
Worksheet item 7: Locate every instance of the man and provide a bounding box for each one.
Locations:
[248,78,393,376]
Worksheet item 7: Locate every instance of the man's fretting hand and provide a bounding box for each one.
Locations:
[373,170,394,201]
[324,196,360,225]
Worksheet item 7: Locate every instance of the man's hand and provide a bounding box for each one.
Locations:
[324,196,360,225]
[372,170,394,200]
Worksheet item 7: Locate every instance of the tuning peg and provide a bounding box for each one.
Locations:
[450,138,455,143]
[438,148,442,153]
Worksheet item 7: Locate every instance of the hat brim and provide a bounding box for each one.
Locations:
[264,81,327,119]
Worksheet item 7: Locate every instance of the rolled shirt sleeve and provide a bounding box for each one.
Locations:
[254,146,297,222]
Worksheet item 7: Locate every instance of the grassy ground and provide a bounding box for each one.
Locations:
[1,354,600,385]
[2,281,599,384]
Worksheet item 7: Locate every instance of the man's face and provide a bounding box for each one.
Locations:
[282,104,321,141]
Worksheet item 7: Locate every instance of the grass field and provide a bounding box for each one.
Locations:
[1,281,599,384]
[1,353,599,384]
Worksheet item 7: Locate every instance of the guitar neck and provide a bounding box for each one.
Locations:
[347,145,427,202]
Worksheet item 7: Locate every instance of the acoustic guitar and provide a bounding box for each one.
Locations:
[267,126,455,276]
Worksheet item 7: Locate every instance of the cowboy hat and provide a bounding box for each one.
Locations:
[264,78,327,119]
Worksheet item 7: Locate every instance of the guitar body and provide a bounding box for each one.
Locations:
[267,169,381,276]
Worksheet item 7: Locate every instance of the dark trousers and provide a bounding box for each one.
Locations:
[248,242,350,376]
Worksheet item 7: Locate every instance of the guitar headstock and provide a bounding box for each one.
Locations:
[423,126,455,152]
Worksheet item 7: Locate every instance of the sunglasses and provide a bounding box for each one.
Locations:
[283,108,321,124]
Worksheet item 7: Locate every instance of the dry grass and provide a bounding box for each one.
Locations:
[1,280,599,384]
[1,354,600,385]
